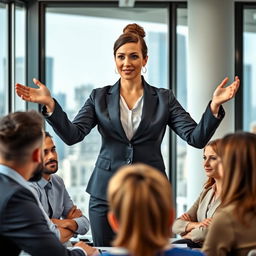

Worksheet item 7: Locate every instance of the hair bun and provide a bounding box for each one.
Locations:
[123,23,145,38]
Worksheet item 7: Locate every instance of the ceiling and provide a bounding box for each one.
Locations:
[46,7,169,24]
[46,6,256,32]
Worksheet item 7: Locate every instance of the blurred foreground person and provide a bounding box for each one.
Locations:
[105,163,205,256]
[203,132,256,256]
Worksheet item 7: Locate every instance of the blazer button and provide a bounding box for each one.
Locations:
[127,159,131,164]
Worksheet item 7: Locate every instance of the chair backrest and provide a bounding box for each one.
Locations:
[248,249,256,256]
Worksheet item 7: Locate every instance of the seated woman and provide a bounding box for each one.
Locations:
[172,139,222,248]
[202,132,256,256]
[104,163,204,256]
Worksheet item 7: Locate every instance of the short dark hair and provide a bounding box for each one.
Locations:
[0,110,44,164]
[44,131,52,138]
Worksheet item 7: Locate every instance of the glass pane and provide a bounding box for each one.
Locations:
[243,8,256,133]
[0,3,8,116]
[45,7,168,231]
[15,5,26,111]
[176,8,188,217]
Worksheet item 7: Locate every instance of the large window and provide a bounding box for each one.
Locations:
[243,8,256,133]
[45,7,168,224]
[0,3,7,116]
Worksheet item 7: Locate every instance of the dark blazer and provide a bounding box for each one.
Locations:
[46,77,224,200]
[0,174,84,256]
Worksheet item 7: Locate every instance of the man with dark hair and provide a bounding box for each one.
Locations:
[0,111,97,256]
[30,131,90,237]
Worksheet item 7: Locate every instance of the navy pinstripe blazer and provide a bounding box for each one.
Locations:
[46,77,224,200]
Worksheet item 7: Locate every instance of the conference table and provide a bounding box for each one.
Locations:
[19,237,187,255]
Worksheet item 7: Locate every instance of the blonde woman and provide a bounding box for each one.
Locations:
[202,132,256,256]
[172,139,222,248]
[105,163,204,256]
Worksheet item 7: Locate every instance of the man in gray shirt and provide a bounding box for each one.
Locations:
[30,131,90,236]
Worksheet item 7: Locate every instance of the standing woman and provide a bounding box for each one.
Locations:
[202,132,256,256]
[16,23,239,246]
[172,139,222,248]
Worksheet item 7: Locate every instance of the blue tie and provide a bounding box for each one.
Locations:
[44,182,53,218]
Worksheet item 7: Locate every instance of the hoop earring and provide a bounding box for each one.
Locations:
[142,66,147,74]
[115,68,119,74]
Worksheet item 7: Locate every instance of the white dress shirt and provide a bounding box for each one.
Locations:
[120,95,144,141]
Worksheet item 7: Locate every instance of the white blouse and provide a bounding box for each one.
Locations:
[120,95,144,141]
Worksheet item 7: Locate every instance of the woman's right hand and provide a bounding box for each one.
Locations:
[185,219,212,233]
[16,78,55,112]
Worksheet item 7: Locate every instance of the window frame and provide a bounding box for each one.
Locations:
[1,0,27,114]
[235,2,256,131]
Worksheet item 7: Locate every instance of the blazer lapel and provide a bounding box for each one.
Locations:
[207,198,221,217]
[107,80,129,142]
[198,189,213,220]
[132,78,157,141]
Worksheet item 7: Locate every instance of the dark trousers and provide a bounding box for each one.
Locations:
[89,196,115,246]
[172,238,202,248]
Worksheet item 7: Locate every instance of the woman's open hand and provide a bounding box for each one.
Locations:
[210,76,240,115]
[16,78,55,112]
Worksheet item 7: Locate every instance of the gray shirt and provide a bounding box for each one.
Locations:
[30,174,90,235]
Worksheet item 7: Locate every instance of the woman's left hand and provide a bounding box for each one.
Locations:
[180,213,192,221]
[210,76,240,115]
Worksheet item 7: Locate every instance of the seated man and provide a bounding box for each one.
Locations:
[0,111,97,256]
[30,131,90,237]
